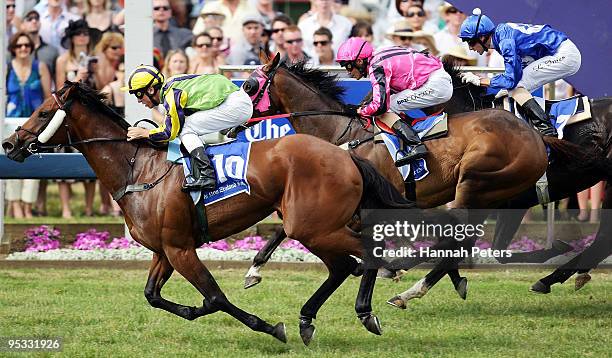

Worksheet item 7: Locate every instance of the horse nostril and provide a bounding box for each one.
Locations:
[2,140,15,153]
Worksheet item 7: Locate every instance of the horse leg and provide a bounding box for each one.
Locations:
[355,269,382,335]
[493,208,573,263]
[531,189,612,294]
[298,253,359,345]
[144,253,219,320]
[164,246,287,342]
[244,227,287,289]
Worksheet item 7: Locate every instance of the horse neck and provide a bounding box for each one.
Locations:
[277,79,365,143]
[69,106,154,195]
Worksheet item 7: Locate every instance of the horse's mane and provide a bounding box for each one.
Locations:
[61,81,131,130]
[281,61,346,103]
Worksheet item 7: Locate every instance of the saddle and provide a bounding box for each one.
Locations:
[496,95,592,127]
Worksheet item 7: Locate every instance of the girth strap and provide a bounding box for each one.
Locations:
[112,183,155,202]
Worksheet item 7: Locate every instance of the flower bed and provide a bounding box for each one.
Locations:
[5,226,611,264]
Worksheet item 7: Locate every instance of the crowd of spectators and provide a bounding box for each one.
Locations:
[4,0,599,220]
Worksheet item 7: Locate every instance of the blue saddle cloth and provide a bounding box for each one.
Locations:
[167,116,296,206]
[547,97,581,136]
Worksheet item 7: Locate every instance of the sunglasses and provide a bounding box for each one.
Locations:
[153,6,170,11]
[313,40,330,46]
[74,31,90,37]
[285,38,303,45]
[6,4,16,9]
[467,39,478,47]
[132,90,146,99]
[109,46,122,50]
[338,61,355,71]
[209,36,223,42]
[272,28,286,34]
[398,36,412,41]
[15,43,32,49]
[25,16,40,22]
[446,8,461,14]
[407,10,426,18]
[196,43,212,48]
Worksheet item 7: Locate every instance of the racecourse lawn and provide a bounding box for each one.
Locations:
[0,268,609,357]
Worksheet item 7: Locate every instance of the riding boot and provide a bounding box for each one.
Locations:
[182,146,217,192]
[392,120,428,167]
[521,98,558,137]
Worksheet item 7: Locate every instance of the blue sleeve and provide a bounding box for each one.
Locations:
[490,38,522,91]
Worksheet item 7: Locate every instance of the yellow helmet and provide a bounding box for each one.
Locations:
[121,64,165,95]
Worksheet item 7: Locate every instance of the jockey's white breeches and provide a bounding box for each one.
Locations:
[389,67,453,113]
[516,39,582,92]
[180,88,253,152]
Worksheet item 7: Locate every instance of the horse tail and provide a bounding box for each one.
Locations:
[541,136,611,174]
[350,154,416,209]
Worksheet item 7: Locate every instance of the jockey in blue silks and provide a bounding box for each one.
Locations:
[458,8,582,137]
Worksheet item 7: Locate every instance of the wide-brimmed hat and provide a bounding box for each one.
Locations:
[384,20,434,43]
[443,45,477,65]
[61,19,102,49]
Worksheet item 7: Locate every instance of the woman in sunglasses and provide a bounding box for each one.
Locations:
[336,37,453,167]
[458,8,581,137]
[123,65,253,191]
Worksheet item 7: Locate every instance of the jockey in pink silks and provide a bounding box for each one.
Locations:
[336,37,453,167]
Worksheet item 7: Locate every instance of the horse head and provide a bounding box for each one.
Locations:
[2,81,129,162]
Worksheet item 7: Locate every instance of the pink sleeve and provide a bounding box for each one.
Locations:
[360,63,392,117]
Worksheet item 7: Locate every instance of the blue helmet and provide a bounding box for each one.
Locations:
[459,8,495,40]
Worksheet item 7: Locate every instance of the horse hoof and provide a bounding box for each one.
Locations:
[575,273,592,291]
[244,275,262,289]
[455,277,468,300]
[377,268,397,279]
[299,323,316,346]
[386,295,407,310]
[272,322,287,343]
[530,280,551,294]
[359,313,382,335]
[552,240,573,254]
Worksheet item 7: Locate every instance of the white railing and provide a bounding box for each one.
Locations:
[219,65,506,75]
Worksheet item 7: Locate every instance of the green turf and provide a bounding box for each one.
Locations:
[0,268,609,357]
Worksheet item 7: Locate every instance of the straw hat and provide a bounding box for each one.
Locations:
[443,45,477,65]
[384,20,434,43]
[438,2,454,16]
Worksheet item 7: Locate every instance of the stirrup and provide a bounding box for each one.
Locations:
[395,145,428,167]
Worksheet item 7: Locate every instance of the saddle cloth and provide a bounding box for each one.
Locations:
[374,111,448,181]
[499,95,591,139]
[167,116,296,206]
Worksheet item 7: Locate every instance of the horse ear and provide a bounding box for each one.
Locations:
[59,81,77,102]
[259,47,270,64]
[271,52,281,70]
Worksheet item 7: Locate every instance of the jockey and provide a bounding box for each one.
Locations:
[336,37,453,167]
[458,8,581,137]
[123,64,253,191]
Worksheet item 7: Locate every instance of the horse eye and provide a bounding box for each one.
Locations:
[39,111,49,119]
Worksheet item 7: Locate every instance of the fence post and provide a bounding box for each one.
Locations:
[1,3,6,246]
[546,82,556,249]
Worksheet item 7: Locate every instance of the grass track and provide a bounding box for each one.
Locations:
[0,268,610,357]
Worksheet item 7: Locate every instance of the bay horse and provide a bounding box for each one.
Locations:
[241,53,605,302]
[2,81,417,344]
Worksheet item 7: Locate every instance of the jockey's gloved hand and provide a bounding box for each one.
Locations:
[344,104,360,117]
[495,89,509,99]
[459,72,481,86]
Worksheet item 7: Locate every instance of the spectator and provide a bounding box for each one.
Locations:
[5,32,52,219]
[207,26,230,60]
[350,20,374,43]
[227,14,265,67]
[190,33,225,74]
[282,25,311,64]
[55,19,100,218]
[385,20,438,55]
[270,15,292,58]
[38,0,80,52]
[5,0,21,46]
[197,9,226,30]
[83,0,117,34]
[254,0,283,31]
[401,3,431,33]
[153,0,193,56]
[390,0,439,33]
[21,10,60,79]
[102,59,125,116]
[94,32,124,89]
[192,0,256,47]
[312,27,335,65]
[162,49,190,78]
[299,0,352,57]
[434,2,477,60]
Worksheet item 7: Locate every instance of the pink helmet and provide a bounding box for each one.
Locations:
[336,37,374,62]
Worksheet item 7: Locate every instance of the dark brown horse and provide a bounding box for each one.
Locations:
[2,81,416,344]
[241,53,556,290]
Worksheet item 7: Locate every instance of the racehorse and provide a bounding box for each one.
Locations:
[241,53,608,305]
[240,53,561,289]
[2,81,417,345]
